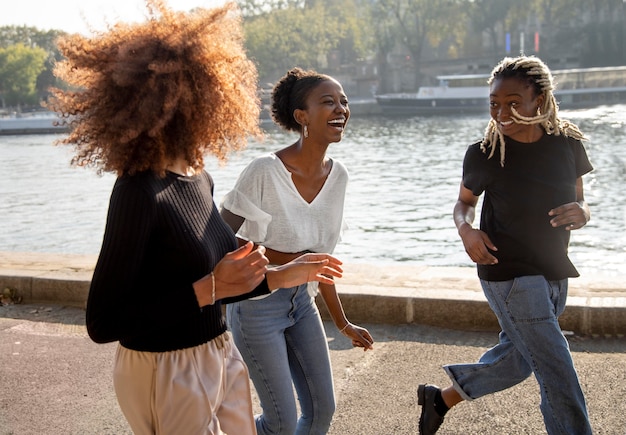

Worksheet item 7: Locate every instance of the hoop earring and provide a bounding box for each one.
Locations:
[303,125,309,138]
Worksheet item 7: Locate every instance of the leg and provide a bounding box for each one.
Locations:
[446,276,591,434]
[114,336,256,435]
[113,345,159,435]
[285,286,335,435]
[227,290,299,435]
[213,333,257,435]
[422,276,590,433]
[444,328,533,400]
[417,329,532,434]
[481,276,591,434]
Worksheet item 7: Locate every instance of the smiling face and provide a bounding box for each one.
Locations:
[489,76,545,143]
[297,78,350,144]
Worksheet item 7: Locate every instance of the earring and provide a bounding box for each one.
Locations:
[303,125,309,138]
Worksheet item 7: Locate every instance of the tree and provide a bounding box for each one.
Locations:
[0,26,67,107]
[577,0,623,66]
[368,1,404,93]
[0,43,47,108]
[240,0,373,83]
[468,0,515,61]
[374,0,467,91]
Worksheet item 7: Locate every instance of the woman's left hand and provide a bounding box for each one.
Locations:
[266,253,343,290]
[341,323,374,351]
[548,201,589,230]
[290,253,344,283]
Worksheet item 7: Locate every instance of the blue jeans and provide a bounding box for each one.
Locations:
[227,284,335,435]
[444,275,592,435]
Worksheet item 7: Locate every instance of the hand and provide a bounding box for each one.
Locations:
[212,241,269,299]
[341,323,374,351]
[266,253,343,290]
[549,202,589,231]
[460,226,498,265]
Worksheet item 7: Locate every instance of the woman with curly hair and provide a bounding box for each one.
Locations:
[417,55,593,435]
[220,67,374,434]
[47,2,343,433]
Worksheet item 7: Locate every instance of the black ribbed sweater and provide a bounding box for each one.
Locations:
[86,170,269,352]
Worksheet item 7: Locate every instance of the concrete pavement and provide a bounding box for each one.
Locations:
[0,303,624,434]
[0,251,625,434]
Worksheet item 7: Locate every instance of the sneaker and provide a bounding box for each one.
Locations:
[417,384,445,435]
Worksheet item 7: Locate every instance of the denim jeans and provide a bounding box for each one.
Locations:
[227,284,335,435]
[444,275,592,435]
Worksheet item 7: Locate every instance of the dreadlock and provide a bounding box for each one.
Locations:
[481,55,586,167]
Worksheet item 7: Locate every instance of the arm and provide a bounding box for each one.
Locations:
[453,182,498,265]
[318,281,373,351]
[192,241,268,306]
[87,180,198,343]
[193,247,344,306]
[548,177,590,230]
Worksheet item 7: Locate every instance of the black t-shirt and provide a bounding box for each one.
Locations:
[462,133,593,281]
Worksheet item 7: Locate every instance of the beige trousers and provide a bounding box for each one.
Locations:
[113,332,256,435]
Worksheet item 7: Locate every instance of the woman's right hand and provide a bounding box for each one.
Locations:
[194,241,268,306]
[214,241,269,295]
[460,226,498,265]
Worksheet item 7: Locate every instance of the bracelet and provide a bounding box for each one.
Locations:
[210,272,216,305]
[339,323,350,333]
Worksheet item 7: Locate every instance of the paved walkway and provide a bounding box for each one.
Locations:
[0,251,625,434]
[0,303,624,434]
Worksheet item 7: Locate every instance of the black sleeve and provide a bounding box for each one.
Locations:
[86,179,200,343]
[462,142,488,196]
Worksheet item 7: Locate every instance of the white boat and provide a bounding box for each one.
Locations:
[375,65,626,115]
[0,112,68,135]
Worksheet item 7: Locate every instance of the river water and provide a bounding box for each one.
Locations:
[1,105,624,276]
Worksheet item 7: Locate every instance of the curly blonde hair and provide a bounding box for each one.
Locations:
[46,0,261,176]
[481,55,585,167]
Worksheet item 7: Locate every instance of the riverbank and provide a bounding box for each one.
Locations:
[0,113,68,135]
[1,251,624,335]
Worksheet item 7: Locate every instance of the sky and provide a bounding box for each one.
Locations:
[1,0,227,35]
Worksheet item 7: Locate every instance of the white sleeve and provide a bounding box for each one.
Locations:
[221,188,272,242]
[221,155,273,242]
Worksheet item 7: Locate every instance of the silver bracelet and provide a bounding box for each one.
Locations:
[339,323,350,333]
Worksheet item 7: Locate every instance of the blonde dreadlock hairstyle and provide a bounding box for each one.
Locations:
[46,0,261,176]
[480,55,585,167]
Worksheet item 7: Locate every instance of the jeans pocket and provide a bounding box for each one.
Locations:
[505,275,555,323]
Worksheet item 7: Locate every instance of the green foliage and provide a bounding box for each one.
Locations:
[242,0,374,82]
[372,0,467,89]
[0,25,65,52]
[0,25,67,109]
[468,0,514,58]
[0,43,47,107]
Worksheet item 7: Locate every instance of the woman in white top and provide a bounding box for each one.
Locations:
[221,67,374,434]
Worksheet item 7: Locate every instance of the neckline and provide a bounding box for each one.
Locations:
[271,153,335,205]
[166,169,199,180]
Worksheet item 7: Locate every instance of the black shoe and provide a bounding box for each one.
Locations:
[417,384,445,435]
